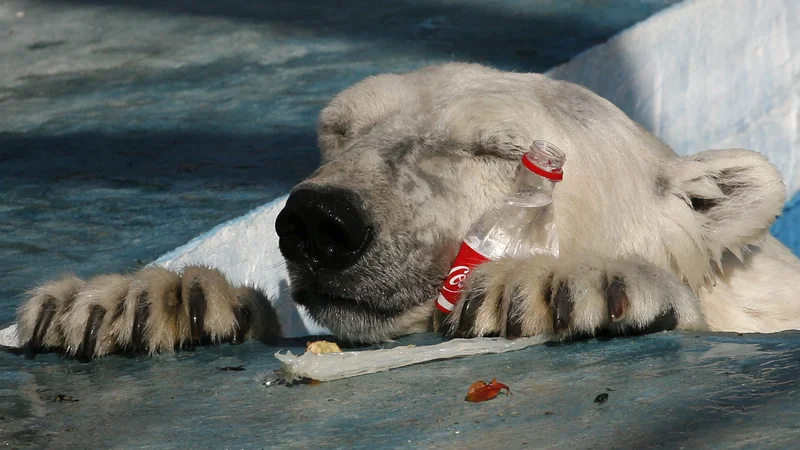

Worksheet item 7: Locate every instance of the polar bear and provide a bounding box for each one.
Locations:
[17,63,800,361]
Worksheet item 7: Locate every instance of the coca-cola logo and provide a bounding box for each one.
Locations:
[442,265,470,293]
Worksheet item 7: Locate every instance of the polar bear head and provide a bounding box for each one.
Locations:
[274,63,786,343]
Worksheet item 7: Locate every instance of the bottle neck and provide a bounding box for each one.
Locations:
[504,167,556,207]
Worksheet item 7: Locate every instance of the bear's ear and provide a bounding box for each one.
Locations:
[317,101,353,157]
[670,149,786,255]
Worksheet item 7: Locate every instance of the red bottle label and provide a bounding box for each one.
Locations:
[436,241,490,314]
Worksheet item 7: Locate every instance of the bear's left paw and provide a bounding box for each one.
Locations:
[17,265,282,361]
[446,255,706,339]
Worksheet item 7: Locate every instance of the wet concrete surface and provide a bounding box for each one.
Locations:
[3,332,799,449]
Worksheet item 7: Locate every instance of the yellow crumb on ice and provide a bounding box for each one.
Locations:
[306,340,342,355]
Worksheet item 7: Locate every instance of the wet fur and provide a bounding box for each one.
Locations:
[17,63,800,358]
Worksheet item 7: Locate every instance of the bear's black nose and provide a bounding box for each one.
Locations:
[275,186,373,271]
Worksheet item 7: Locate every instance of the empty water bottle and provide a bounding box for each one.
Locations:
[436,140,566,315]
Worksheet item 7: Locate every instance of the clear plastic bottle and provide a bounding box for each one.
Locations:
[436,140,566,315]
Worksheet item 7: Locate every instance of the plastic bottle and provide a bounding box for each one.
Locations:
[436,140,566,314]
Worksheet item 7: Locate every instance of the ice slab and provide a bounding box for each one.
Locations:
[546,0,800,196]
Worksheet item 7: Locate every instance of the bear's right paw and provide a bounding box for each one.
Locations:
[445,255,707,340]
[17,266,281,361]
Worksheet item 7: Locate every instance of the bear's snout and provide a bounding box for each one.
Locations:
[276,186,374,272]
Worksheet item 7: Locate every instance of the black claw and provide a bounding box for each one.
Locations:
[77,305,106,363]
[110,292,126,324]
[504,286,524,339]
[550,282,572,333]
[456,290,485,337]
[131,291,151,353]
[605,277,628,321]
[637,308,679,334]
[188,282,207,345]
[231,305,251,345]
[24,296,58,360]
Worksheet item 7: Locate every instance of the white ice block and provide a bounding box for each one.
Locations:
[546,0,800,195]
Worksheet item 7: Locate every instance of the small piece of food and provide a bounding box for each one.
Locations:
[594,393,609,403]
[306,340,342,355]
[465,378,511,403]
